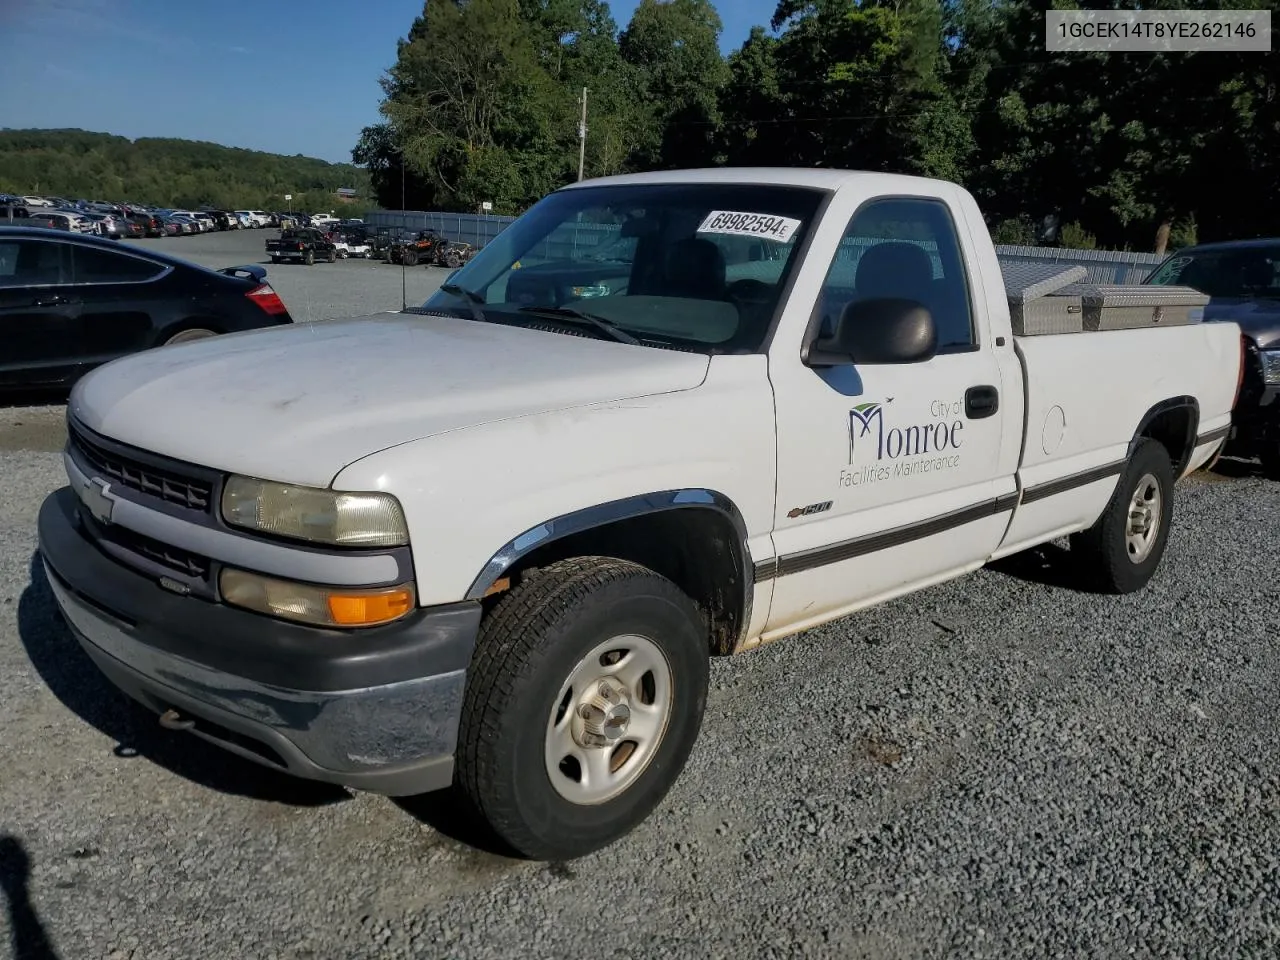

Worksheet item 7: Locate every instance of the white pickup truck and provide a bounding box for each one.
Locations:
[38,168,1242,862]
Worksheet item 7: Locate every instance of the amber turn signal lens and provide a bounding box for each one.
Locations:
[327,589,414,626]
[219,567,416,628]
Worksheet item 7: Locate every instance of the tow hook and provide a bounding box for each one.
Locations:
[158,708,195,732]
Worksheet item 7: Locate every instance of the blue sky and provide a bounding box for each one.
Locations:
[0,0,777,165]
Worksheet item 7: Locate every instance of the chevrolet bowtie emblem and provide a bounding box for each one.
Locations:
[81,477,114,525]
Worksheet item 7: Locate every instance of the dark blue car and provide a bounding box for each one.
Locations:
[1146,239,1280,476]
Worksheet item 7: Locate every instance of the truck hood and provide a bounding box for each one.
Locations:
[70,312,710,487]
[1205,297,1280,349]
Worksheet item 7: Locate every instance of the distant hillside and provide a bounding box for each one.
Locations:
[0,128,372,213]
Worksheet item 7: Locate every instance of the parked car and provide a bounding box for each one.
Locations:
[34,168,1243,863]
[0,226,293,391]
[1146,238,1280,475]
[127,213,164,237]
[26,212,77,232]
[266,227,337,264]
[79,213,128,240]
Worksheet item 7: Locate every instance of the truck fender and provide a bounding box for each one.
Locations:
[464,488,757,652]
[1127,396,1200,477]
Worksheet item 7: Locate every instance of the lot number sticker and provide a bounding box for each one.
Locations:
[697,210,802,244]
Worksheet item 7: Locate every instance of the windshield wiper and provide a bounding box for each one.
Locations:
[440,282,487,322]
[516,305,641,345]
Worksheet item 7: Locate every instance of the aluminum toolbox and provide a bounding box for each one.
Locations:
[1001,262,1088,336]
[1055,283,1209,331]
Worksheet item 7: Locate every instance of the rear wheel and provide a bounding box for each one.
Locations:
[1070,438,1174,594]
[303,249,315,266]
[455,557,710,861]
[270,256,280,264]
[327,248,337,263]
[163,327,217,346]
[402,249,419,267]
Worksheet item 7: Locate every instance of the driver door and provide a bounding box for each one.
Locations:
[762,190,1020,637]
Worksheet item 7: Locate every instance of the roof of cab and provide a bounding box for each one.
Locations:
[561,166,959,193]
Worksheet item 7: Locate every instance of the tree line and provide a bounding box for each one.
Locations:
[0,128,372,215]
[355,0,1279,252]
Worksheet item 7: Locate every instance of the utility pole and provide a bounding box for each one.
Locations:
[577,87,588,182]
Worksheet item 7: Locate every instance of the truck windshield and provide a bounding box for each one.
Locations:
[1147,245,1280,299]
[421,182,826,354]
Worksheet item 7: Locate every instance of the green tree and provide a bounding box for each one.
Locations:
[619,0,729,169]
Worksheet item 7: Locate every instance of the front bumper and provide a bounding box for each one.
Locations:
[38,487,481,796]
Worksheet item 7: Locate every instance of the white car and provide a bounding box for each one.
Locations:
[310,213,338,228]
[39,167,1241,863]
[234,210,269,228]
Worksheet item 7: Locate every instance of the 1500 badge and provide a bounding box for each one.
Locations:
[787,501,833,519]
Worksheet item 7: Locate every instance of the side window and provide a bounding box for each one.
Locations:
[71,246,165,284]
[0,242,20,285]
[0,240,68,287]
[816,197,975,353]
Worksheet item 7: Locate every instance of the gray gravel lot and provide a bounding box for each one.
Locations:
[127,228,450,323]
[4,400,1280,957]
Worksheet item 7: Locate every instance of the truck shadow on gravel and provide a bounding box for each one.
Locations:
[17,554,349,808]
[985,541,1094,591]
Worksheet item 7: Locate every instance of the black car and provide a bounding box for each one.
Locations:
[1145,239,1280,475]
[0,226,294,391]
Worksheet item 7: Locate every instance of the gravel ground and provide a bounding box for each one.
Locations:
[3,391,1280,958]
[124,229,450,323]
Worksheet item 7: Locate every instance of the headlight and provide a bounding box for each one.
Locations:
[221,475,408,547]
[220,567,415,627]
[1260,349,1280,386]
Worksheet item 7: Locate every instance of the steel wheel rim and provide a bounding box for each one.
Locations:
[544,634,674,805]
[1125,472,1161,563]
[165,329,215,345]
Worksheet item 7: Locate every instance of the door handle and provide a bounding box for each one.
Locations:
[965,385,999,419]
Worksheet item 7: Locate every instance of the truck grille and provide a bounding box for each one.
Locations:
[96,521,212,580]
[68,422,214,513]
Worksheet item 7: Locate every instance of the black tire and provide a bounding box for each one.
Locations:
[1070,438,1174,594]
[327,248,337,263]
[270,256,279,264]
[402,249,419,266]
[455,557,710,861]
[303,249,315,266]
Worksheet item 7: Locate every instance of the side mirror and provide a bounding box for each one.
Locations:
[806,297,936,367]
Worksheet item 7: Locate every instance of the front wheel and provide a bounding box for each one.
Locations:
[402,249,419,266]
[1070,437,1174,594]
[455,557,710,861]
